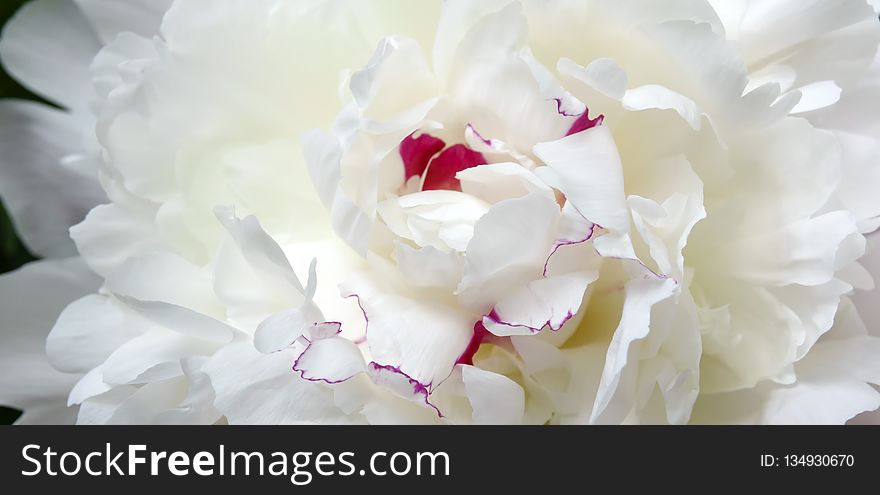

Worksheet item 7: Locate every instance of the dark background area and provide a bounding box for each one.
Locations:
[1,0,44,425]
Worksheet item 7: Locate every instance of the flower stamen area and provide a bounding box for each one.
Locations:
[400,132,487,192]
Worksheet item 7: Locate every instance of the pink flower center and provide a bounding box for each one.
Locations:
[565,111,604,136]
[456,321,491,366]
[400,103,603,193]
[399,133,487,192]
[399,132,446,180]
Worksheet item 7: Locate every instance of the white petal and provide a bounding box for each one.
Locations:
[557,57,628,100]
[344,269,474,388]
[67,366,110,406]
[534,125,628,233]
[852,232,880,337]
[75,385,136,425]
[699,278,854,393]
[458,193,560,311]
[99,330,218,385]
[74,0,172,42]
[591,277,694,424]
[457,162,554,204]
[511,336,569,376]
[294,337,365,384]
[0,100,105,257]
[253,304,324,355]
[717,117,841,231]
[105,377,188,425]
[622,85,702,130]
[463,125,537,166]
[721,211,860,287]
[379,190,490,252]
[694,309,880,425]
[395,242,464,289]
[302,128,373,255]
[95,0,392,205]
[364,362,439,416]
[214,207,309,299]
[484,271,599,337]
[71,203,166,277]
[202,339,353,425]
[789,80,842,114]
[446,6,571,148]
[834,131,880,233]
[628,187,706,282]
[461,365,525,424]
[350,36,437,121]
[153,357,223,425]
[432,0,521,81]
[0,258,99,411]
[551,201,597,249]
[301,129,343,212]
[283,239,368,342]
[105,251,224,318]
[710,0,879,94]
[90,31,158,102]
[640,20,748,119]
[0,0,100,111]
[694,373,880,425]
[112,294,235,344]
[213,233,294,333]
[47,294,145,373]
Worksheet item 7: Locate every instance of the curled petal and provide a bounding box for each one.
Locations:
[0,258,100,415]
[591,276,700,425]
[458,193,560,311]
[457,162,555,204]
[366,362,441,417]
[483,271,599,337]
[0,101,105,258]
[294,336,365,385]
[534,125,628,233]
[47,294,146,374]
[74,0,172,42]
[395,242,464,289]
[343,270,474,389]
[253,303,323,354]
[202,339,354,425]
[461,365,525,424]
[0,0,100,111]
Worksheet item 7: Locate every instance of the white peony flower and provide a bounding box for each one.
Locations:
[0,0,879,425]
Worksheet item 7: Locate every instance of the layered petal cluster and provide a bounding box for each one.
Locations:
[1,0,879,424]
